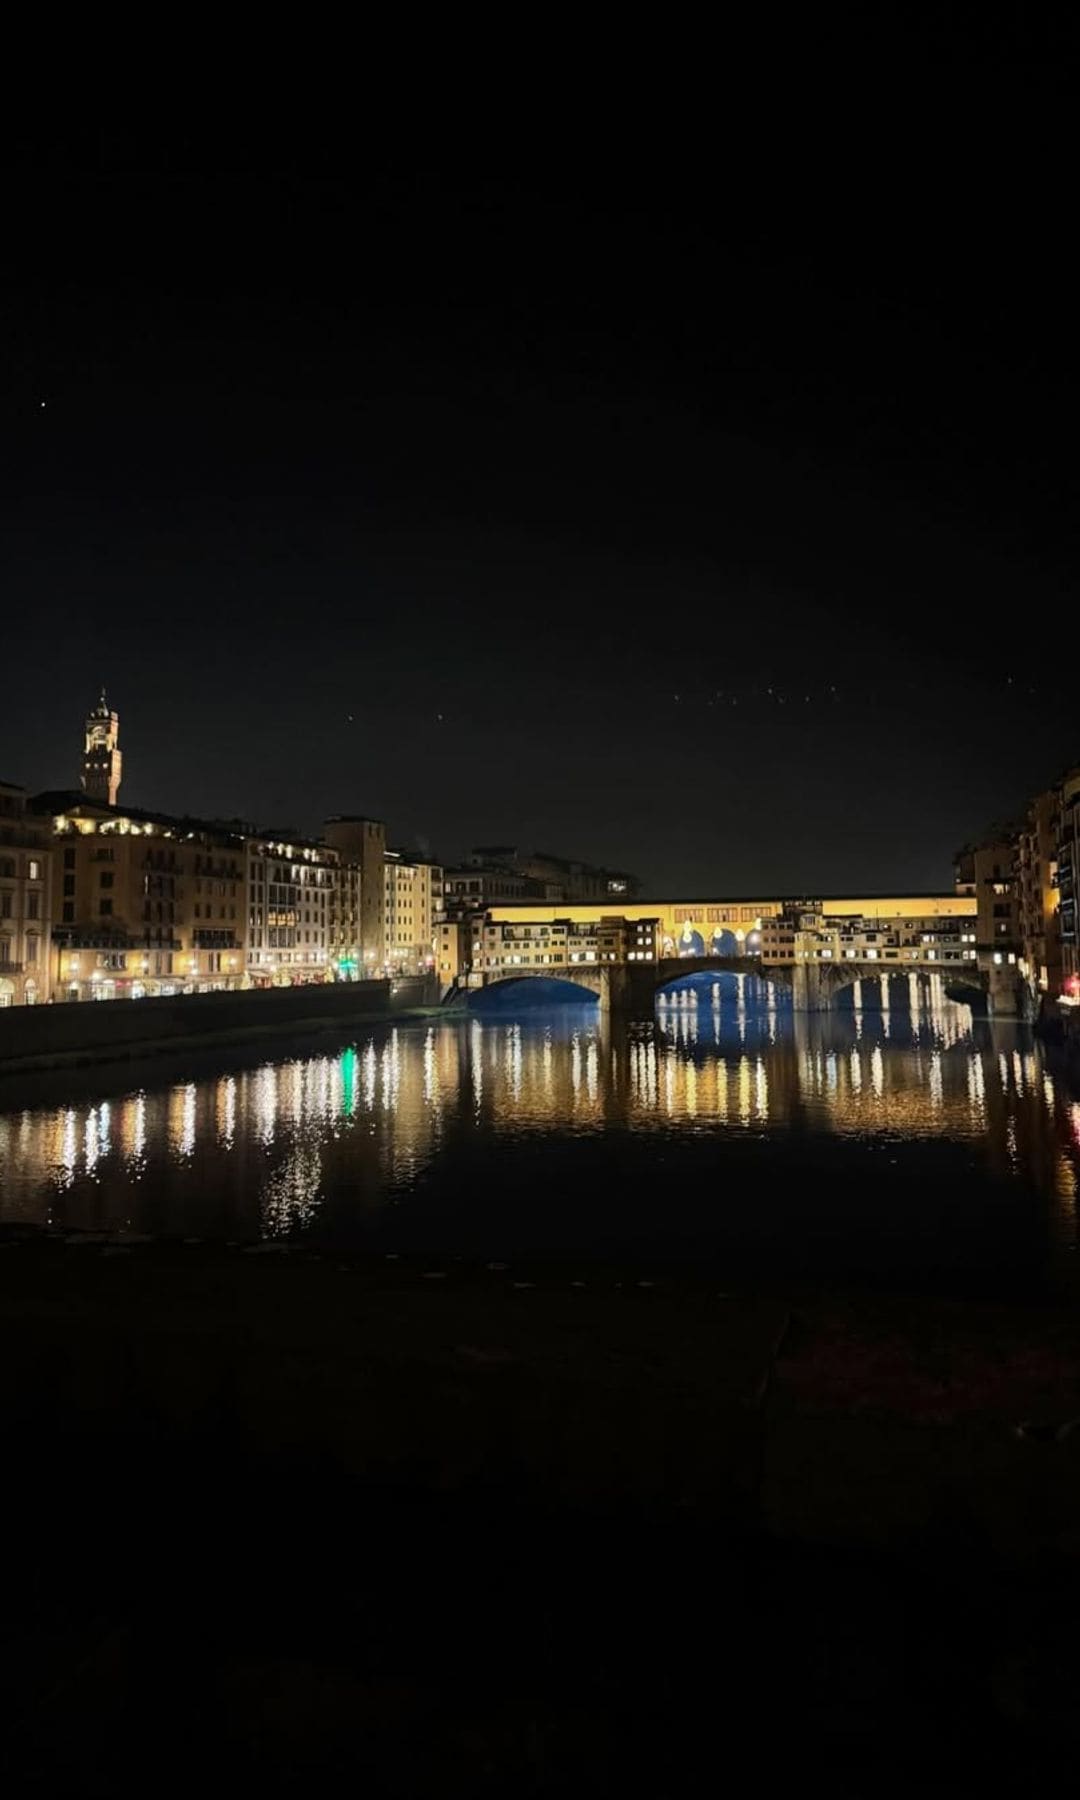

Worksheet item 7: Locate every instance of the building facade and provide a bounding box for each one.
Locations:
[245,834,339,985]
[1015,787,1061,1002]
[1058,766,1080,989]
[34,793,247,1000]
[472,914,660,975]
[324,816,386,973]
[787,906,977,971]
[384,850,441,974]
[0,781,53,1006]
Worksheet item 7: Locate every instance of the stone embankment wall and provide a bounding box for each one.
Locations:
[0,977,437,1072]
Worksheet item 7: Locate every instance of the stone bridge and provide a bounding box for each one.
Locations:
[473,955,975,1015]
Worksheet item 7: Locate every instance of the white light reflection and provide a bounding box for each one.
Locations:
[58,1108,77,1188]
[179,1084,196,1159]
[255,1067,277,1147]
[217,1076,236,1149]
[929,1051,943,1110]
[84,1109,100,1174]
[967,1054,985,1119]
[470,1019,483,1113]
[738,1056,751,1126]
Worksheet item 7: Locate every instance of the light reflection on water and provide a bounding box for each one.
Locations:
[0,980,1078,1291]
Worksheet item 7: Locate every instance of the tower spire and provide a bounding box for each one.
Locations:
[81,690,122,806]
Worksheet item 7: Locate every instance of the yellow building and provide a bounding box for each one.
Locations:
[486,894,975,962]
[384,851,441,975]
[36,793,248,999]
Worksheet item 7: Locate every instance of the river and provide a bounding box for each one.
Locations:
[1,973,1077,1297]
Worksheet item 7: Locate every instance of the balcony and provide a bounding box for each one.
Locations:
[0,960,24,976]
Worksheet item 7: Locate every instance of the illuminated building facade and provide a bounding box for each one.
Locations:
[472,914,660,975]
[485,893,974,956]
[384,850,441,974]
[436,895,976,994]
[958,763,1080,1010]
[324,816,386,972]
[245,834,339,985]
[1015,786,1061,1000]
[1058,767,1080,988]
[327,857,361,980]
[81,690,122,807]
[788,906,977,969]
[35,793,248,1000]
[0,781,52,1006]
[972,836,1022,975]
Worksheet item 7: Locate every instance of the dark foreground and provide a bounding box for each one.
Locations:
[4,1236,1080,1792]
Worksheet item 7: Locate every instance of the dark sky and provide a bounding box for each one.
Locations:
[5,65,1078,894]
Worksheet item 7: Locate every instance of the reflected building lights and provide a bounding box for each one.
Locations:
[180,1084,196,1159]
[84,1108,100,1174]
[255,1067,277,1147]
[755,1056,768,1122]
[470,1019,484,1112]
[738,1055,752,1126]
[1,1000,1078,1288]
[217,1076,236,1149]
[58,1108,77,1188]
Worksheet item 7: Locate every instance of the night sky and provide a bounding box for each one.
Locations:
[5,75,1078,895]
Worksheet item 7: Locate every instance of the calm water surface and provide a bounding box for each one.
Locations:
[1,974,1078,1297]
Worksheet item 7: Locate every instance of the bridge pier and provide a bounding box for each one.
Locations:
[790,962,832,1012]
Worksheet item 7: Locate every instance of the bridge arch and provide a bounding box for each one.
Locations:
[466,971,603,1010]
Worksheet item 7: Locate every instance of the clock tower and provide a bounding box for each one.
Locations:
[81,689,122,807]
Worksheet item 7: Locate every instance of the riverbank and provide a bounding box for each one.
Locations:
[0,974,441,1076]
[3,1232,1080,1788]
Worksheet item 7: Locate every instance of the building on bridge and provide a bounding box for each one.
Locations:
[785,905,977,971]
[438,892,979,1002]
[483,893,975,963]
[437,913,660,985]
